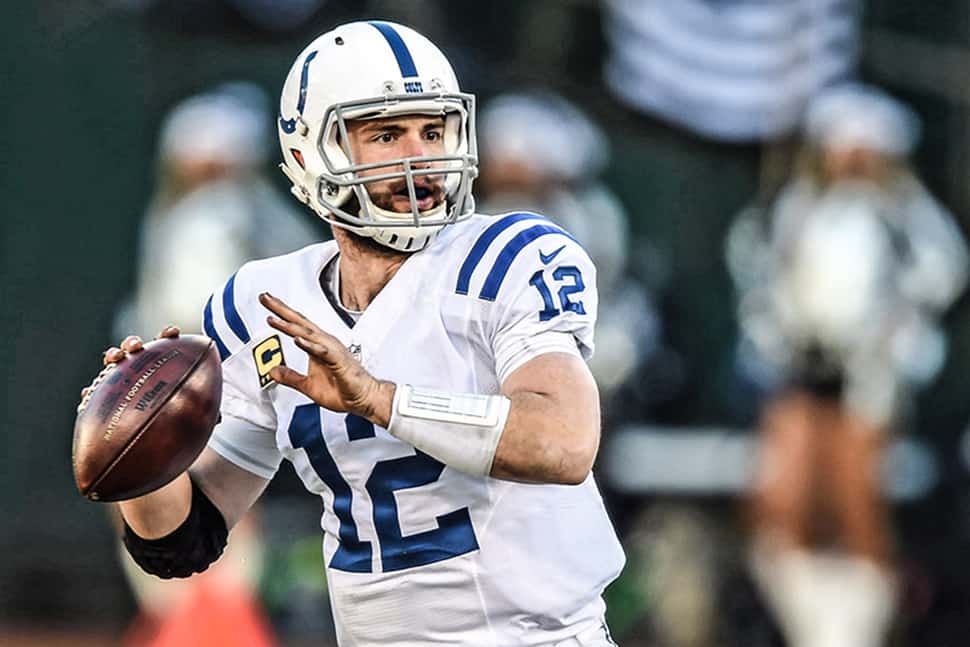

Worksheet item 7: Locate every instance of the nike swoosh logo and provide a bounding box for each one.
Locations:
[539,245,566,265]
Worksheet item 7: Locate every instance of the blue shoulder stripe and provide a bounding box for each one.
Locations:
[203,296,231,361]
[455,213,549,295]
[368,21,418,78]
[222,273,251,345]
[478,224,579,301]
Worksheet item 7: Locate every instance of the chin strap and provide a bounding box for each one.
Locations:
[365,200,448,251]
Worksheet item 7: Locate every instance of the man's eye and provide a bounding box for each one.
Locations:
[376,133,395,143]
[426,131,442,141]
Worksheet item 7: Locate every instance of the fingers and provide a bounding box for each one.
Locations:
[268,316,346,368]
[121,336,144,353]
[268,365,309,391]
[266,314,314,341]
[103,347,125,366]
[293,335,335,362]
[294,334,347,368]
[260,292,320,333]
[157,325,180,339]
[85,329,153,411]
[101,332,147,367]
[261,292,345,360]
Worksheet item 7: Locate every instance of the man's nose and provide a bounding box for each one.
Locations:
[401,134,433,161]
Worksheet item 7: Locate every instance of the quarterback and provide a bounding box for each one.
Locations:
[94,21,624,646]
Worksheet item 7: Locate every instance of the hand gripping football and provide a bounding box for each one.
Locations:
[73,335,222,501]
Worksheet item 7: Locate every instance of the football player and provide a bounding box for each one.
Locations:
[92,21,624,646]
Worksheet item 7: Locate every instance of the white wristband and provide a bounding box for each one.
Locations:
[387,385,510,477]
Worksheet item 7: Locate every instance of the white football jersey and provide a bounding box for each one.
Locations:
[203,212,625,646]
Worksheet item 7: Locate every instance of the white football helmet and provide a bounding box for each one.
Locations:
[278,21,478,251]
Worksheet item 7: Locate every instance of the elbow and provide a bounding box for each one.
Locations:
[547,413,600,485]
[557,465,591,486]
[553,438,598,486]
[492,414,600,484]
[497,437,595,485]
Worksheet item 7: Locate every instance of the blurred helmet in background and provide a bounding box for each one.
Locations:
[160,82,270,171]
[804,83,921,158]
[479,92,609,188]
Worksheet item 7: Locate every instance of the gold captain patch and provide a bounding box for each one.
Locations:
[253,335,285,389]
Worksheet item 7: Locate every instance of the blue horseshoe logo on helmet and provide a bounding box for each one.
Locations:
[279,50,318,134]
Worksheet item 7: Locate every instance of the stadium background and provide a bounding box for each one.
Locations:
[1,1,969,645]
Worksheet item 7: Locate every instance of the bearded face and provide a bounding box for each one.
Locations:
[345,115,449,215]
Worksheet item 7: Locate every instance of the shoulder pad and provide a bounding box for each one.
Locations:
[203,269,254,362]
[454,212,585,302]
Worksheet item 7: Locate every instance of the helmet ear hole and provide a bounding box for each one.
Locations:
[317,111,356,210]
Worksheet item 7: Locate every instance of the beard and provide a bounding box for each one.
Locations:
[341,225,410,257]
[333,192,450,257]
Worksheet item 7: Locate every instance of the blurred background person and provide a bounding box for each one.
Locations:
[598,5,865,644]
[601,0,862,423]
[477,91,677,418]
[727,83,968,647]
[114,82,323,340]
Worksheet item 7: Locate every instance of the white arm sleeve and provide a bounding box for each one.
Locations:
[495,330,584,384]
[489,238,598,383]
[208,414,282,480]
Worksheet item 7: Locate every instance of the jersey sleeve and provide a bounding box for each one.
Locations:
[458,213,599,383]
[201,265,283,479]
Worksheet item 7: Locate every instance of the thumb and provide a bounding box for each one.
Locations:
[269,365,309,392]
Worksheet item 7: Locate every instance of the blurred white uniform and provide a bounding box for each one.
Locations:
[204,212,625,647]
[730,85,969,426]
[116,83,321,339]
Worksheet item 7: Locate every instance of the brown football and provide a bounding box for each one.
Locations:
[73,335,222,502]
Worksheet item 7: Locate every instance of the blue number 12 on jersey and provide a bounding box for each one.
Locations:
[529,265,587,322]
[288,404,480,573]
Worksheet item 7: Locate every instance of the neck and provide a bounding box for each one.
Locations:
[332,227,411,311]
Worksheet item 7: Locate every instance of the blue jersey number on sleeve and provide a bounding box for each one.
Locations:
[528,265,587,321]
[288,407,479,573]
[529,270,561,321]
